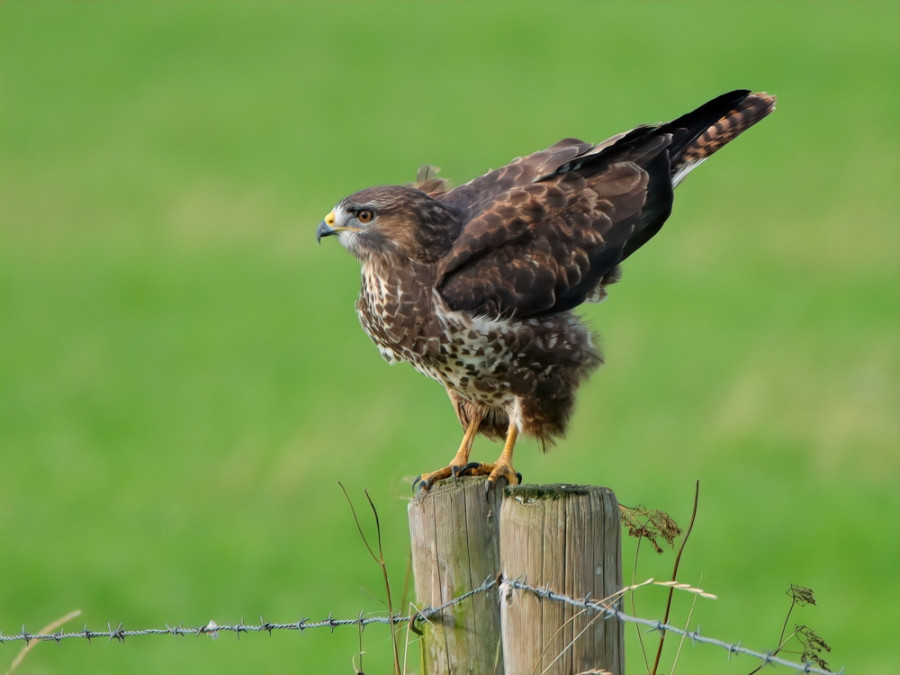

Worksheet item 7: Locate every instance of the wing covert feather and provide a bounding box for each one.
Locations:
[441,138,594,216]
[438,161,654,318]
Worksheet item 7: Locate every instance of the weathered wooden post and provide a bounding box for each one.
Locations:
[408,481,623,675]
[408,477,505,674]
[499,484,623,675]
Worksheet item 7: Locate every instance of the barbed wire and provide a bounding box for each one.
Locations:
[1,575,841,674]
[0,577,498,646]
[501,578,841,675]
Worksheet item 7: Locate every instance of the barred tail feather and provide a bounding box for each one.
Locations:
[670,91,776,186]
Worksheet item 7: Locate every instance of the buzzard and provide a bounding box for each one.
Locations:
[316,90,775,490]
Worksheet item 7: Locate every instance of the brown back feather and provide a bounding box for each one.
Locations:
[436,91,776,319]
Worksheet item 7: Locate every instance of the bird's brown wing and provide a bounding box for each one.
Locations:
[436,146,664,318]
[437,90,775,319]
[440,137,598,217]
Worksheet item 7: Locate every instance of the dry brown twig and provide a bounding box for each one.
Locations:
[650,480,700,675]
[748,584,831,674]
[619,486,687,673]
[339,482,402,675]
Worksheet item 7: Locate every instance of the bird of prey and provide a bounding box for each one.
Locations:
[316,90,775,491]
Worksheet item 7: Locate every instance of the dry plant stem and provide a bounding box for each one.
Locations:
[353,618,365,675]
[650,480,700,675]
[670,573,702,674]
[629,536,651,672]
[402,611,414,675]
[399,555,415,673]
[364,488,402,675]
[338,482,402,675]
[539,604,618,675]
[535,579,706,675]
[537,580,657,675]
[493,635,503,675]
[746,597,798,675]
[5,609,82,675]
[533,607,591,675]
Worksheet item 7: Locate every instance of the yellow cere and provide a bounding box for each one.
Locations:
[325,211,335,226]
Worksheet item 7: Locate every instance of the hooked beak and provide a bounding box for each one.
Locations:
[316,221,336,244]
[316,211,337,244]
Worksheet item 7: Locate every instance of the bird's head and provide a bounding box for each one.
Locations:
[317,186,462,263]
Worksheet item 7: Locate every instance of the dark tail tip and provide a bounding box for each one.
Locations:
[668,90,776,181]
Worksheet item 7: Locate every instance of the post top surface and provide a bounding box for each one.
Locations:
[504,483,616,501]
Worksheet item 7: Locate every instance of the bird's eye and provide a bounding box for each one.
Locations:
[356,209,374,224]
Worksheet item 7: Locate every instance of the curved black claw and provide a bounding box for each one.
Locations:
[483,469,524,499]
[412,470,449,493]
[461,461,483,475]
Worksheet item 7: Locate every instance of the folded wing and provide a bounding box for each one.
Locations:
[437,90,775,319]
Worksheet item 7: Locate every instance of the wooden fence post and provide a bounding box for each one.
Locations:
[408,481,622,675]
[499,484,624,675]
[408,477,505,674]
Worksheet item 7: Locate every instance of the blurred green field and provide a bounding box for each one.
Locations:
[1,2,898,674]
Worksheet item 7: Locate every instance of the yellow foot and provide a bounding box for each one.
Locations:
[460,461,523,488]
[412,462,470,492]
[412,461,522,492]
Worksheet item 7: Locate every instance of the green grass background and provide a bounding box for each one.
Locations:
[2,2,897,673]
